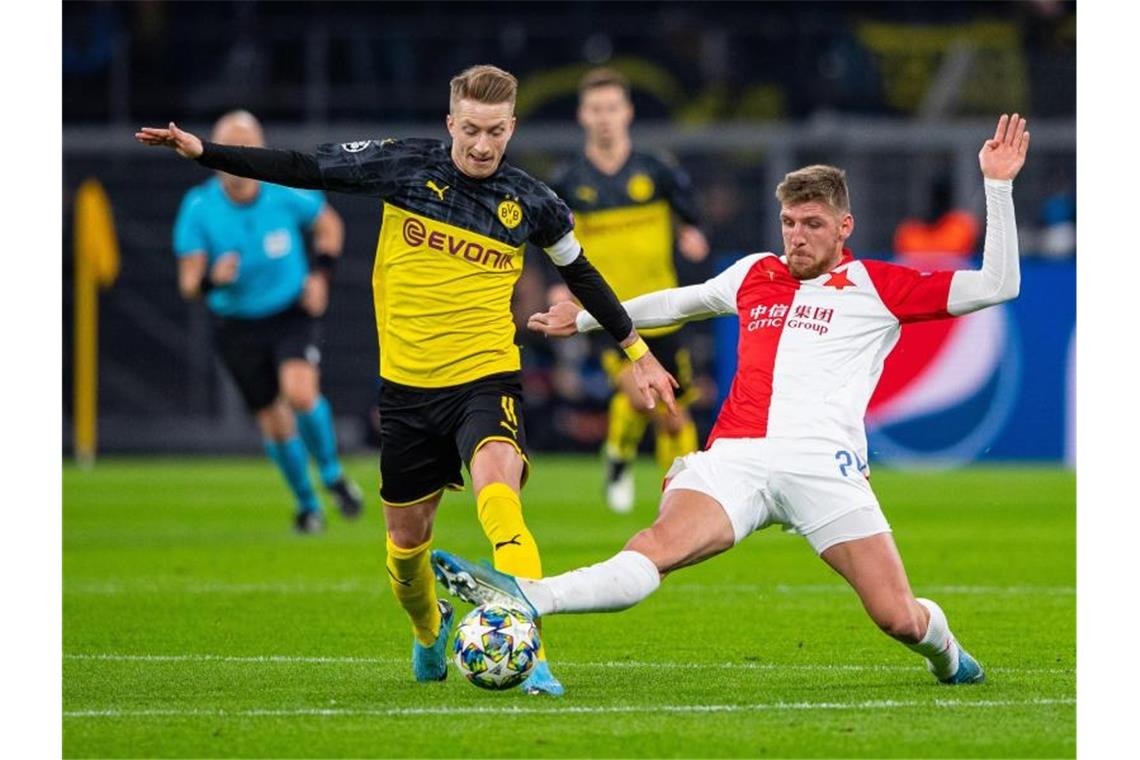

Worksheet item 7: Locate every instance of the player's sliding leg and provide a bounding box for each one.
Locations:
[820,531,985,684]
[280,360,363,519]
[256,400,323,533]
[469,440,563,696]
[433,487,734,616]
[384,494,454,682]
[603,391,650,514]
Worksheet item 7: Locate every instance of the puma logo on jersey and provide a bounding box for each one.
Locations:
[426,180,450,201]
[499,420,518,437]
[494,534,523,550]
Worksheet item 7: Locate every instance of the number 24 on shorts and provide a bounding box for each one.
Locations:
[835,449,869,478]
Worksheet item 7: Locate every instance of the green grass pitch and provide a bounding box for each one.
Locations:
[63,456,1074,758]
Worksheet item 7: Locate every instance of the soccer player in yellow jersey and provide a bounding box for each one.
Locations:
[550,68,710,514]
[137,65,678,696]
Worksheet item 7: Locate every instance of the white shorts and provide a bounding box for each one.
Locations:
[662,437,891,554]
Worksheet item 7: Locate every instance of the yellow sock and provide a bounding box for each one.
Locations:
[385,534,440,647]
[476,482,548,660]
[606,392,650,462]
[655,416,699,470]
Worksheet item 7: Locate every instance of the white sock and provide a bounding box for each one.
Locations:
[908,598,961,679]
[517,550,661,615]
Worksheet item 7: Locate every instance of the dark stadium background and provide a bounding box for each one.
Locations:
[61,0,1076,460]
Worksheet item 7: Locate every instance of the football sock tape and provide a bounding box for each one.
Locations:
[910,598,961,679]
[530,549,661,615]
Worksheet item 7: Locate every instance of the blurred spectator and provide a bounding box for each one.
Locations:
[893,209,980,258]
[893,175,979,259]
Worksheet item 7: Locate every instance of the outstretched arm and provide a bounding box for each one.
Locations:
[136,122,325,189]
[573,283,731,333]
[528,254,758,336]
[947,114,1030,315]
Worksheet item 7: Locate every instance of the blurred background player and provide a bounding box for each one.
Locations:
[549,68,709,513]
[172,110,363,534]
[139,66,679,696]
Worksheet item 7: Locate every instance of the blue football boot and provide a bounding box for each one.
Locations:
[520,659,565,696]
[936,647,986,685]
[412,599,453,682]
[430,549,539,619]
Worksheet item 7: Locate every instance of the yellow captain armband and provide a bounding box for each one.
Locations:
[623,336,650,362]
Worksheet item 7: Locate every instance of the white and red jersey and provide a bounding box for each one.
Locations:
[577,178,1019,454]
[700,249,955,448]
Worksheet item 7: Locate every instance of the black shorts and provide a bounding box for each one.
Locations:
[212,304,321,412]
[377,371,529,506]
[590,329,697,405]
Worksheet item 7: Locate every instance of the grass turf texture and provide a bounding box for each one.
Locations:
[63,456,1074,758]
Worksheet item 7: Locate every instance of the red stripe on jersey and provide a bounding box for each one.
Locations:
[708,256,800,446]
[862,259,955,324]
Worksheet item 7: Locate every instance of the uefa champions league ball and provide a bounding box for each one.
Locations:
[452,604,540,690]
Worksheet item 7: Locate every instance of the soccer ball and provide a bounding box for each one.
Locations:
[452,604,540,690]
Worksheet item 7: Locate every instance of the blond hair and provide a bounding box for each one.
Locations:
[449,65,518,113]
[775,165,850,214]
[578,67,631,100]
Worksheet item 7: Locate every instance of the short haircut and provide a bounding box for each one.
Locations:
[578,67,631,100]
[775,165,850,215]
[449,65,518,113]
[211,109,264,145]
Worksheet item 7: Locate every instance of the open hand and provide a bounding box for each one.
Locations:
[979,114,1029,181]
[135,122,204,160]
[527,301,582,338]
[630,350,679,414]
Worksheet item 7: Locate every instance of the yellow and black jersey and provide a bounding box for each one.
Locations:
[550,151,700,336]
[310,138,574,387]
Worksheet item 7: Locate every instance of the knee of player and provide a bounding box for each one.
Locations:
[386,524,432,550]
[255,403,294,440]
[284,387,319,412]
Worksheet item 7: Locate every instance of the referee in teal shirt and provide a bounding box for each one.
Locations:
[173,110,362,533]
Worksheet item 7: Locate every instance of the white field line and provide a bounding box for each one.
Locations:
[64,697,1076,719]
[63,653,1075,675]
[671,583,1076,596]
[63,580,1076,596]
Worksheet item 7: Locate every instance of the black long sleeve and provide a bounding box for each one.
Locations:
[196,141,325,189]
[556,251,633,344]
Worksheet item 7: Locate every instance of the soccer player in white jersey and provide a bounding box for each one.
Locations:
[431,114,1030,685]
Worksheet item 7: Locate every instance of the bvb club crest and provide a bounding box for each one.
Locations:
[575,185,598,204]
[497,199,523,229]
[626,173,655,202]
